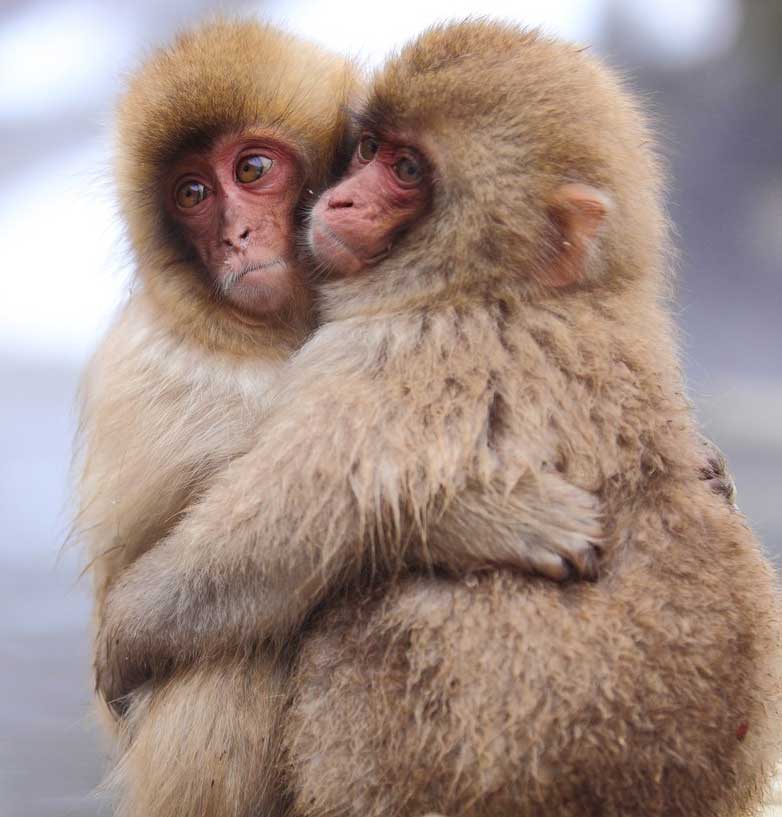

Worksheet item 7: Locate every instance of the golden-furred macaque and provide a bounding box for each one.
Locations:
[93,19,780,817]
[74,18,359,817]
[278,22,782,817]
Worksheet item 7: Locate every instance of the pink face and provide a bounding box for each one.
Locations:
[308,133,431,277]
[166,133,304,316]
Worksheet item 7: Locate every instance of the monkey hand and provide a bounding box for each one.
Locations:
[698,433,737,506]
[496,478,603,582]
[93,532,285,715]
[94,621,156,719]
[513,521,602,583]
[433,473,603,582]
[518,471,606,581]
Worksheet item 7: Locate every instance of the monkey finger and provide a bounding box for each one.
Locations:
[531,528,602,582]
[528,549,572,582]
[563,537,601,581]
[95,662,124,717]
[698,433,729,475]
[698,434,737,505]
[96,646,149,717]
[94,665,122,718]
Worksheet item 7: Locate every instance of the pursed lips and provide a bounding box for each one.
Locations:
[221,257,287,292]
[311,217,359,258]
[238,257,287,278]
[310,216,391,265]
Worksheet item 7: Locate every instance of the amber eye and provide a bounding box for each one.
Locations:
[236,154,273,183]
[394,155,423,186]
[175,180,209,209]
[357,134,379,162]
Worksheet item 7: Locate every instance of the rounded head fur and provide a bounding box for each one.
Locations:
[116,19,361,341]
[311,21,670,314]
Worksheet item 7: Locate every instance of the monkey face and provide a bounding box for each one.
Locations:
[166,133,306,317]
[308,132,431,277]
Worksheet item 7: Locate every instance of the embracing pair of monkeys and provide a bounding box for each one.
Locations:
[75,16,781,817]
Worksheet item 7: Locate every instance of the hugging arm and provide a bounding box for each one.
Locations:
[94,380,603,711]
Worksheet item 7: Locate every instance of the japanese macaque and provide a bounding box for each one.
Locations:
[75,19,359,817]
[279,23,782,817]
[91,18,777,817]
[80,18,611,817]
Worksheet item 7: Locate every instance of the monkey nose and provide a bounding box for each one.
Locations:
[222,227,251,248]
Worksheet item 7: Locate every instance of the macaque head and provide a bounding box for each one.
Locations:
[310,22,667,301]
[116,20,360,333]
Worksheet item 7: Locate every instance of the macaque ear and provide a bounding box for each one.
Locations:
[539,183,612,288]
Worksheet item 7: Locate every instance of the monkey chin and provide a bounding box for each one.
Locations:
[308,218,367,278]
[220,261,297,318]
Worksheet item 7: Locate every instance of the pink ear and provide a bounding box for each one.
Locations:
[539,183,612,288]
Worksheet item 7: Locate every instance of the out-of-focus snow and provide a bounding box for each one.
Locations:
[0,1,139,121]
[262,0,604,67]
[0,141,129,365]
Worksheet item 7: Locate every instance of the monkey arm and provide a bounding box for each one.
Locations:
[92,391,730,711]
[94,376,605,712]
[95,468,602,714]
[95,427,375,712]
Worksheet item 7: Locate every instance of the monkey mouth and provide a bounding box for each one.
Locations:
[310,219,358,258]
[221,257,288,292]
[310,218,387,273]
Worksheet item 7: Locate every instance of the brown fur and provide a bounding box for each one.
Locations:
[83,18,779,817]
[74,18,359,817]
[78,16,359,605]
[278,22,782,816]
[106,656,288,817]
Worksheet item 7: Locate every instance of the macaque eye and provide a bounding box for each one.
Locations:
[175,180,210,209]
[357,135,379,162]
[394,155,423,186]
[236,154,273,183]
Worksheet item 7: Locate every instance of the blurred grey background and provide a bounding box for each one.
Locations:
[1,0,780,814]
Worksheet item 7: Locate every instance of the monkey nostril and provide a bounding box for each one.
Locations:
[328,195,354,209]
[223,228,250,248]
